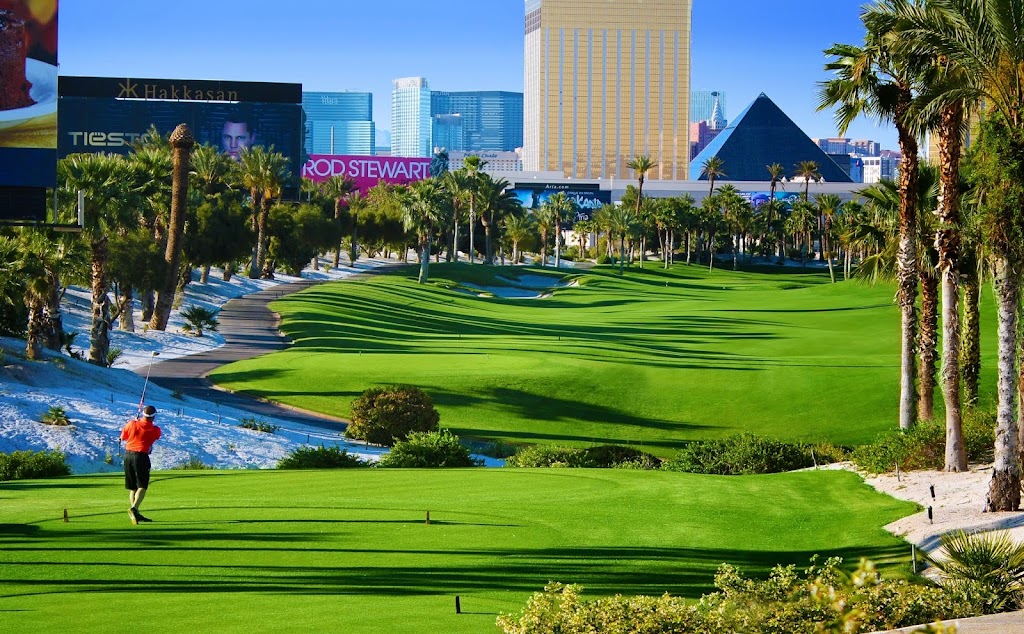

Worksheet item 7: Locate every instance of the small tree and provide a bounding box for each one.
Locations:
[345,385,440,446]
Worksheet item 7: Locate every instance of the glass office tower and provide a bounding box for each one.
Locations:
[431,91,524,152]
[691,90,727,125]
[524,0,693,180]
[391,77,432,158]
[302,91,375,155]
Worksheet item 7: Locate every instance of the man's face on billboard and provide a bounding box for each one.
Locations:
[222,120,253,161]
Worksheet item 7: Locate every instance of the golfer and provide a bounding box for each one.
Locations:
[121,405,162,525]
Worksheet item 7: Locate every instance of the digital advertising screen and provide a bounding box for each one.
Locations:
[302,154,432,191]
[744,191,802,210]
[0,0,58,220]
[511,182,611,225]
[58,98,304,180]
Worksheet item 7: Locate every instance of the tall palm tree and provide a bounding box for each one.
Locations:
[794,160,822,202]
[150,124,194,332]
[897,0,1024,509]
[627,154,657,217]
[605,205,634,275]
[541,192,575,269]
[442,170,470,262]
[701,156,726,195]
[344,190,367,265]
[701,193,724,271]
[461,155,488,264]
[534,203,558,267]
[59,153,143,366]
[816,193,843,283]
[405,180,444,283]
[786,201,818,269]
[237,146,291,279]
[502,213,534,264]
[820,3,926,431]
[320,174,355,268]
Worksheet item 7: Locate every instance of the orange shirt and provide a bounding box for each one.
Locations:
[121,418,162,453]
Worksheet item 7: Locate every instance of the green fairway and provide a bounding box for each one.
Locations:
[0,468,916,633]
[209,263,984,453]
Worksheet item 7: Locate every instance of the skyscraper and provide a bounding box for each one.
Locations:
[431,91,524,152]
[691,90,727,124]
[302,91,375,155]
[523,0,693,180]
[391,77,432,157]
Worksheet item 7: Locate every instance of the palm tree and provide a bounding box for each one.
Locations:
[898,0,1024,509]
[461,155,488,264]
[441,170,470,262]
[237,146,291,279]
[404,180,444,283]
[717,185,747,270]
[320,174,355,268]
[534,203,558,267]
[344,190,367,265]
[820,3,926,431]
[59,153,143,366]
[477,175,521,265]
[541,192,575,269]
[502,213,534,264]
[150,124,194,332]
[701,156,726,195]
[627,154,657,216]
[786,201,818,269]
[701,193,725,271]
[816,193,842,283]
[605,205,634,275]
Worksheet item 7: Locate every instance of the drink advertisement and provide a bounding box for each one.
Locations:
[302,154,433,191]
[0,0,58,206]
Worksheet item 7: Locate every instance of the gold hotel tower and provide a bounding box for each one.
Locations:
[524,0,693,181]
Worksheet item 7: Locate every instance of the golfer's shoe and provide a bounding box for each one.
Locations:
[135,512,153,523]
[128,508,139,525]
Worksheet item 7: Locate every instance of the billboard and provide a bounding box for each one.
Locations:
[511,182,611,224]
[57,77,304,190]
[744,191,802,210]
[302,154,432,191]
[0,0,58,220]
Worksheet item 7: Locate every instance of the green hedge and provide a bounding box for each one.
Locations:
[0,450,71,480]
[376,430,483,468]
[662,433,846,475]
[277,445,368,469]
[851,411,994,474]
[505,444,661,469]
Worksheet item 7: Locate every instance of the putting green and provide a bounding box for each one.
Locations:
[0,468,916,633]
[209,263,988,453]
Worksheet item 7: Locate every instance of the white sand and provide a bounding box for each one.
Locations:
[854,463,1024,553]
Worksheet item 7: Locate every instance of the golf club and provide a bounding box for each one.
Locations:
[137,351,160,416]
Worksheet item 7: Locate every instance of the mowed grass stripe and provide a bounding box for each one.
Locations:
[208,263,993,452]
[0,468,916,633]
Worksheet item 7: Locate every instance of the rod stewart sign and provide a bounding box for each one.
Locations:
[302,154,432,191]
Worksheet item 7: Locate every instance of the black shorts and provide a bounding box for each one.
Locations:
[124,451,152,490]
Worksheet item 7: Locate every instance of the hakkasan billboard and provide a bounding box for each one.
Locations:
[58,77,303,182]
[0,0,58,220]
[302,154,432,191]
[511,182,611,224]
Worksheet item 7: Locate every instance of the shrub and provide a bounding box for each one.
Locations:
[0,450,71,480]
[476,439,521,459]
[595,253,613,265]
[345,385,440,447]
[238,417,279,434]
[929,530,1024,615]
[497,558,967,634]
[505,445,589,468]
[849,415,994,474]
[180,305,220,337]
[582,445,661,469]
[277,445,368,469]
[170,456,215,470]
[662,433,830,475]
[376,430,483,468]
[105,347,123,367]
[39,406,71,427]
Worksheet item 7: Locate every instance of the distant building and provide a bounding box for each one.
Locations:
[391,77,432,157]
[850,139,880,157]
[691,90,727,125]
[690,93,853,183]
[689,121,722,159]
[432,114,465,153]
[448,150,523,173]
[302,91,375,156]
[374,129,391,157]
[862,153,899,183]
[431,91,523,152]
[524,0,693,179]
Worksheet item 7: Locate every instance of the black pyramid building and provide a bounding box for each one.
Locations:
[689,93,852,183]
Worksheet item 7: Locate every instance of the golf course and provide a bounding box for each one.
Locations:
[209,262,977,452]
[0,468,916,632]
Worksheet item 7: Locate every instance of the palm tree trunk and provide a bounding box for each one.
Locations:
[960,268,982,407]
[25,297,44,361]
[937,102,966,471]
[151,126,193,330]
[469,201,475,265]
[732,232,739,271]
[540,229,548,267]
[118,288,135,333]
[418,236,430,284]
[918,273,938,422]
[88,238,111,367]
[618,235,625,275]
[451,212,459,263]
[895,123,920,431]
[43,283,63,351]
[200,264,211,284]
[985,257,1020,512]
[685,232,692,265]
[554,228,560,269]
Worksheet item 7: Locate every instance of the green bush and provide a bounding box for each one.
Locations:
[277,445,368,469]
[170,456,214,470]
[662,433,832,475]
[930,530,1024,615]
[344,385,440,447]
[39,406,71,426]
[497,558,967,634]
[475,439,521,459]
[595,253,613,265]
[181,305,220,337]
[582,445,661,469]
[238,417,280,434]
[850,414,993,474]
[376,430,483,468]
[505,445,589,468]
[0,450,71,480]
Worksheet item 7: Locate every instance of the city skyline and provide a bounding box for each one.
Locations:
[59,1,897,153]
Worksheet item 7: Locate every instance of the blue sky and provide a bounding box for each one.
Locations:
[58,1,896,150]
